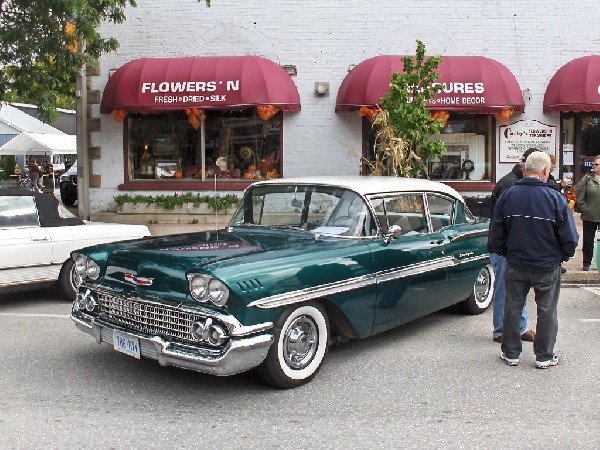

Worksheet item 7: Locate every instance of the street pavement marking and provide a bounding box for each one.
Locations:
[581,319,600,322]
[0,313,70,318]
[582,286,600,295]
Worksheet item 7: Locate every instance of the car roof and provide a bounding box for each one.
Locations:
[249,176,464,201]
[0,189,84,227]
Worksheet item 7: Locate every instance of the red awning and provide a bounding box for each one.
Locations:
[543,56,600,113]
[335,55,525,114]
[100,56,301,114]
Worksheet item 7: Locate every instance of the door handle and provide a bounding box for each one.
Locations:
[31,237,49,242]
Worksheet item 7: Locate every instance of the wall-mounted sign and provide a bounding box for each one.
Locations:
[499,120,557,163]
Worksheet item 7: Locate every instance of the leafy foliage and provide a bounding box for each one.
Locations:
[0,155,16,179]
[377,40,446,177]
[114,192,239,212]
[0,0,211,121]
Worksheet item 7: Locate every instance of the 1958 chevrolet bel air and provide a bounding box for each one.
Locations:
[71,176,493,388]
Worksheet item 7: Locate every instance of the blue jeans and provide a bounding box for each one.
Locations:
[501,264,561,361]
[490,253,528,338]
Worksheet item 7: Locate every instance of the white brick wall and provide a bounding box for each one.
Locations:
[89,0,600,211]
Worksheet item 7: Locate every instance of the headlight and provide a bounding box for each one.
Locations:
[74,254,87,274]
[187,274,229,306]
[86,259,100,280]
[73,254,101,280]
[208,278,228,306]
[189,275,207,300]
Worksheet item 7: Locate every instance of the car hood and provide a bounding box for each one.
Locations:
[97,227,316,298]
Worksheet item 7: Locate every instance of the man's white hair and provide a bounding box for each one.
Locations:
[524,150,551,175]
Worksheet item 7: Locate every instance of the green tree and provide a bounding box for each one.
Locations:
[372,40,446,178]
[0,0,211,122]
[1,155,16,180]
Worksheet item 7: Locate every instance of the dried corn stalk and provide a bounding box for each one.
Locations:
[365,109,428,178]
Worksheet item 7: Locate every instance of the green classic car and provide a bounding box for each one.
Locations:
[71,176,493,388]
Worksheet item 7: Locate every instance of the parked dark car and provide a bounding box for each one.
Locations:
[70,176,494,388]
[59,161,77,206]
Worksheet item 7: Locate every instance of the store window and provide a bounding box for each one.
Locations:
[126,109,282,182]
[363,113,493,181]
[561,113,600,183]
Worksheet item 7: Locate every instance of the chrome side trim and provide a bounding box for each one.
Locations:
[376,256,455,283]
[448,229,488,241]
[248,274,377,309]
[249,253,490,309]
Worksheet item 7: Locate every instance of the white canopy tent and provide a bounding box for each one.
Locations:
[0,133,77,186]
[0,132,76,156]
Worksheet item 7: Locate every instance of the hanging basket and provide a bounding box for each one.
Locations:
[494,108,514,125]
[111,109,128,122]
[430,111,450,128]
[257,105,279,121]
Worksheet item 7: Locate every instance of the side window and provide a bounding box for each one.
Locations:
[371,194,426,235]
[427,194,455,231]
[0,196,40,228]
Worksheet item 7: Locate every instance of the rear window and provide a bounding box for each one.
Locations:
[0,196,40,228]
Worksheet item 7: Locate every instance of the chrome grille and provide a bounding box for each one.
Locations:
[97,292,206,343]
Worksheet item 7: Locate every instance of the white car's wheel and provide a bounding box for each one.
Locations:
[57,259,78,301]
[459,263,494,315]
[258,302,329,389]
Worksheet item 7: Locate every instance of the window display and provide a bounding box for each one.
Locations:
[363,113,492,181]
[127,109,282,182]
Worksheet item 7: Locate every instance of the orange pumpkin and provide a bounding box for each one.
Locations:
[174,171,183,179]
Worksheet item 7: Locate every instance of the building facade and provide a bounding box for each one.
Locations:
[87,0,600,212]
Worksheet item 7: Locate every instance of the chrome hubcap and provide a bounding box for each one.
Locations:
[474,267,491,304]
[283,315,318,369]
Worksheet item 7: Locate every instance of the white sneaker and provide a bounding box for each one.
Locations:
[500,352,519,366]
[536,355,559,369]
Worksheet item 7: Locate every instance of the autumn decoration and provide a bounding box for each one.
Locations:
[581,115,591,130]
[185,108,205,129]
[494,108,514,125]
[430,111,450,127]
[111,109,127,122]
[65,22,77,53]
[257,105,279,121]
[358,106,378,122]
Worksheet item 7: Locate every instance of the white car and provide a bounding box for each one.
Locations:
[0,189,150,299]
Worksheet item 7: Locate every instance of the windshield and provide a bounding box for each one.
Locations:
[229,184,377,237]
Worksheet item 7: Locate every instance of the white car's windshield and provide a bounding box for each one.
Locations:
[229,184,376,237]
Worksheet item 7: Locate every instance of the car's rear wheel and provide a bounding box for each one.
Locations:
[458,263,494,315]
[257,302,329,389]
[57,259,77,301]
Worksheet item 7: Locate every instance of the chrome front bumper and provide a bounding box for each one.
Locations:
[71,311,274,376]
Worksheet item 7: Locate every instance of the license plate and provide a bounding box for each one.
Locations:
[113,330,141,359]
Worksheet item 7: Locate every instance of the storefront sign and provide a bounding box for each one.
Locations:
[427,82,486,106]
[141,80,240,106]
[498,119,557,162]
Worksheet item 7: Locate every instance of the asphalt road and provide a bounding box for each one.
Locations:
[1,286,599,449]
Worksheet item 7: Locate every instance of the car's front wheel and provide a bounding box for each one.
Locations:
[458,263,495,315]
[257,302,329,389]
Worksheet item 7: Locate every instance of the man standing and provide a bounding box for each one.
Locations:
[489,151,578,368]
[487,147,539,344]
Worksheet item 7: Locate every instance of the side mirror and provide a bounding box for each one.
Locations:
[383,224,402,244]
